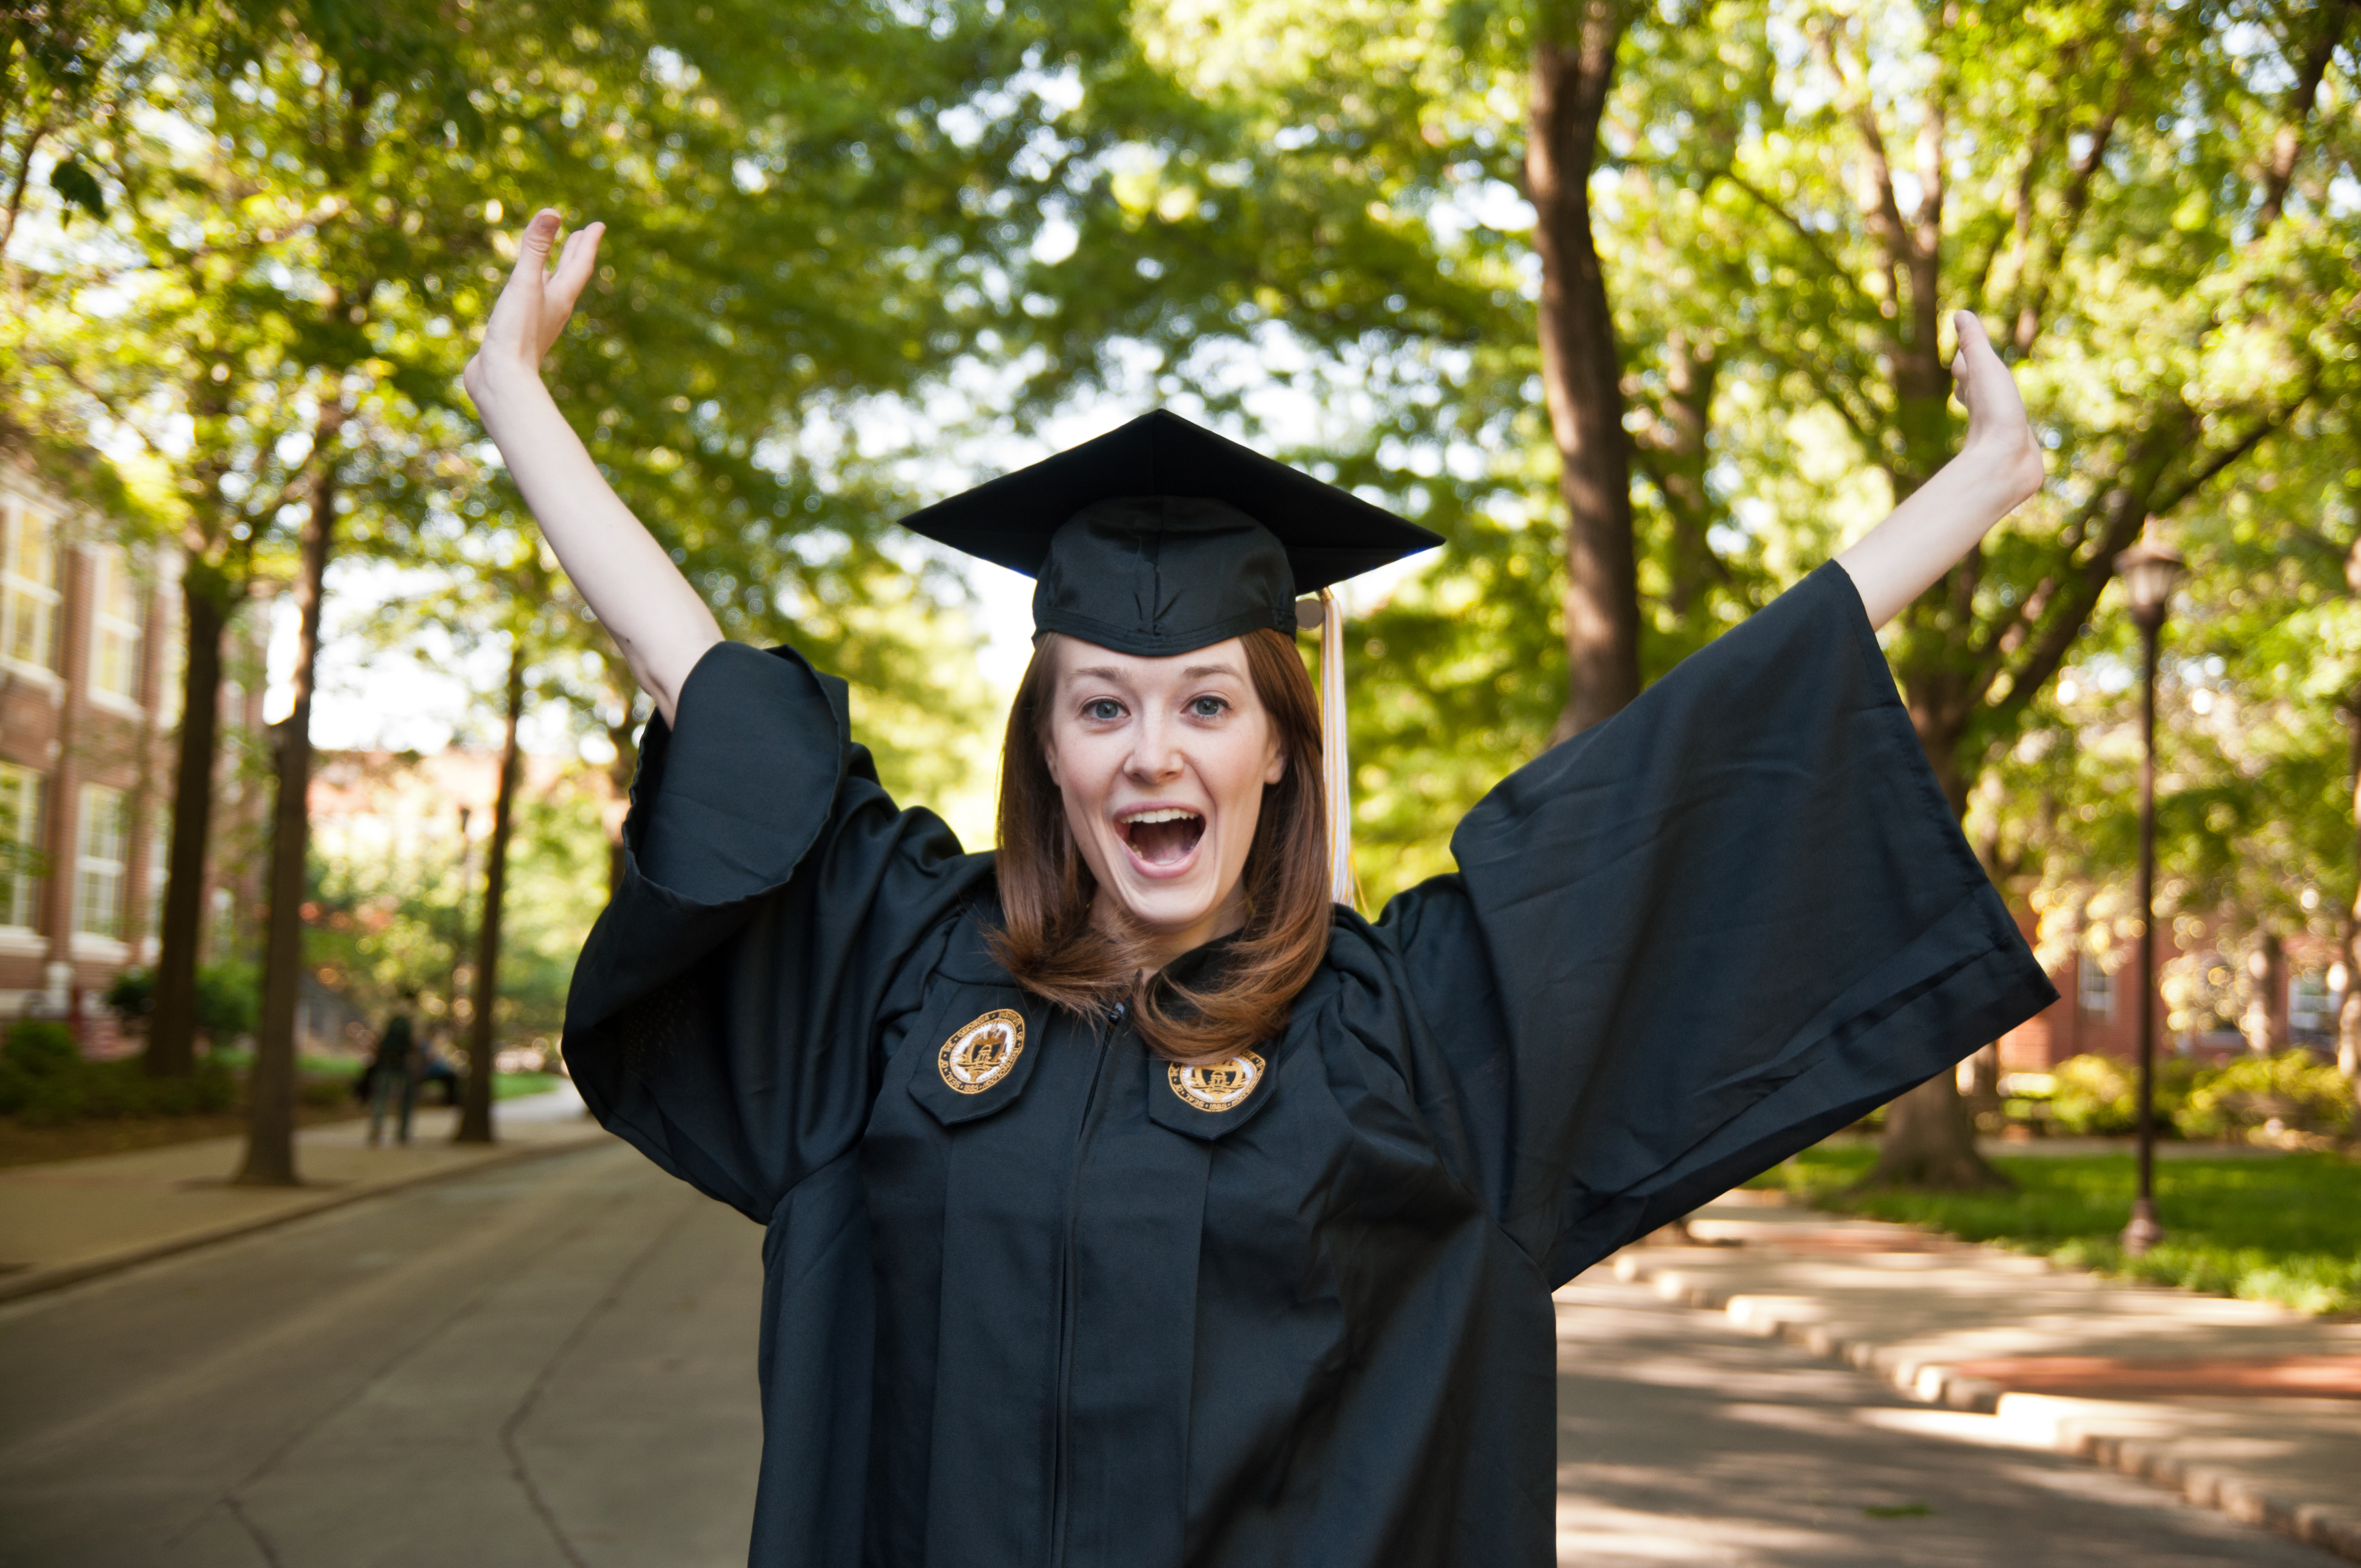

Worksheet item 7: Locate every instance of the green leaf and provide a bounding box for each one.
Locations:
[47,157,107,224]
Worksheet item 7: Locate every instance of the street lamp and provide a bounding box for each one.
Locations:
[2115,534,2184,1258]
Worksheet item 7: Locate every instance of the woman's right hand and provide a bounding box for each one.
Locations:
[463,209,605,407]
[455,206,721,721]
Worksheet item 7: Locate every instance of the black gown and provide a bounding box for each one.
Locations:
[562,562,2055,1568]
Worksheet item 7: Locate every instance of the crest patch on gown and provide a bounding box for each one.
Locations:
[1167,1050,1265,1112]
[938,1009,1025,1094]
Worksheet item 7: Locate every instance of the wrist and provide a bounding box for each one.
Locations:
[467,352,548,407]
[1959,427,2044,504]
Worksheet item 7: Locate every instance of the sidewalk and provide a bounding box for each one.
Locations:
[1603,1193,2361,1562]
[0,1084,610,1304]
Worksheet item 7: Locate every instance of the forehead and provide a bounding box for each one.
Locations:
[1052,635,1252,685]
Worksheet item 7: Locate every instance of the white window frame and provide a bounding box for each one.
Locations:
[0,491,63,682]
[0,763,45,933]
[2290,972,2333,1036]
[74,783,129,942]
[2077,959,2115,1021]
[89,546,146,714]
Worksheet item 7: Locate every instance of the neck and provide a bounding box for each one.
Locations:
[1095,881,1250,973]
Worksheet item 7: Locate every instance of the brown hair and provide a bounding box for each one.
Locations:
[986,628,1331,1063]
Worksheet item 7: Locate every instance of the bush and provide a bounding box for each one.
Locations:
[104,967,154,1022]
[195,961,259,1040]
[2048,1053,2202,1135]
[4,1019,78,1075]
[2180,1051,2355,1142]
[0,1020,238,1125]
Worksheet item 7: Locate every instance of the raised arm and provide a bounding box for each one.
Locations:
[1835,311,2046,629]
[463,210,721,723]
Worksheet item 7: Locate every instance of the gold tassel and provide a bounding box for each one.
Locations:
[1318,588,1358,910]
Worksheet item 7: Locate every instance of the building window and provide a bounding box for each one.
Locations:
[75,785,129,940]
[0,764,46,930]
[145,805,171,943]
[1,493,61,674]
[2290,973,2334,1043]
[154,590,183,726]
[2077,959,2115,1021]
[91,547,145,705]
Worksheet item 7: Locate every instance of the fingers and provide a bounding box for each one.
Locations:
[546,221,605,320]
[488,213,560,334]
[1949,309,1991,382]
[518,208,563,261]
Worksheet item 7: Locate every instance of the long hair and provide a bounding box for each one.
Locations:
[986,628,1331,1063]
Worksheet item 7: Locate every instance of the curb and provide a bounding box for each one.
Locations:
[0,1131,611,1306]
[1610,1253,2361,1565]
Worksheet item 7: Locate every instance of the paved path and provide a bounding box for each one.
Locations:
[0,1142,2339,1566]
[0,1086,607,1302]
[1613,1194,2361,1559]
[0,1141,760,1567]
[1555,1276,2340,1565]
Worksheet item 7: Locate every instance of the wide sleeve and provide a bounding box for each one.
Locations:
[561,640,988,1222]
[1377,563,2056,1285]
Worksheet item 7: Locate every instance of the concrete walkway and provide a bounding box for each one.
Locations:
[0,1141,757,1567]
[2,1142,2332,1566]
[0,1085,608,1303]
[1611,1193,2361,1562]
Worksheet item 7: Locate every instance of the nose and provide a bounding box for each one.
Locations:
[1125,706,1183,784]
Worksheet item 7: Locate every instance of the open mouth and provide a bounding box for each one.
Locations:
[1119,807,1205,867]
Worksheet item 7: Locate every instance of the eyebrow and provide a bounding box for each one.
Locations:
[1064,663,1244,684]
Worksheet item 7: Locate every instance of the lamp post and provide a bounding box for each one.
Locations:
[2115,536,2184,1258]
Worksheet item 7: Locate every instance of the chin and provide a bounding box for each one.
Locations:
[1105,878,1225,937]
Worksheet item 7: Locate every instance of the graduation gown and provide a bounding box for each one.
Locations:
[562,562,2055,1568]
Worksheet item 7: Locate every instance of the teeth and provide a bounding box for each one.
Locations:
[1122,808,1200,824]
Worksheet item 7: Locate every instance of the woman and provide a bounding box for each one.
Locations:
[467,210,2054,1568]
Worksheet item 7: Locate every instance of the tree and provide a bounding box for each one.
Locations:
[457,620,527,1144]
[1526,0,1641,741]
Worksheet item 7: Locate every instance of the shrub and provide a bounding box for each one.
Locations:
[0,1023,239,1124]
[4,1019,79,1076]
[2048,1052,2202,1135]
[2180,1051,2355,1142]
[104,967,155,1022]
[195,961,259,1041]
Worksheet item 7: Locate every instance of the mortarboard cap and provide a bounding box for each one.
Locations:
[898,409,1441,908]
[895,410,1441,658]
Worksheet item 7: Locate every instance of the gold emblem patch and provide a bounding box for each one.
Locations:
[938,1009,1025,1095]
[1167,1050,1266,1113]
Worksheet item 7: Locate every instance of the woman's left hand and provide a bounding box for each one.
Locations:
[1949,311,2043,503]
[1834,309,2046,628]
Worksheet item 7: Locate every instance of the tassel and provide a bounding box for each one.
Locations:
[1318,588,1357,909]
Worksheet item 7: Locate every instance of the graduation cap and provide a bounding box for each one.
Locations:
[898,410,1443,905]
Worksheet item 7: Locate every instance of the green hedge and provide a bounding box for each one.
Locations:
[2043,1050,2352,1141]
[0,1021,238,1126]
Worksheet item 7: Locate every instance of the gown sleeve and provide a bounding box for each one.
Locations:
[560,640,985,1223]
[1376,563,2057,1285]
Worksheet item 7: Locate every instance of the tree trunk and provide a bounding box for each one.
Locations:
[601,650,639,897]
[1865,718,2014,1189]
[1863,1071,2009,1189]
[457,638,526,1145]
[237,406,341,1186]
[1528,2,1640,744]
[143,559,234,1077]
[2342,664,2361,1088]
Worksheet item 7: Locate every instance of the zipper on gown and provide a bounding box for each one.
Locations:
[1048,1001,1123,1568]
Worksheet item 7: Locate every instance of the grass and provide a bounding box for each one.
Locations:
[1746,1142,2361,1316]
[493,1071,565,1100]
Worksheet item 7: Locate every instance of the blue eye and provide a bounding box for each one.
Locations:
[1189,695,1228,718]
[1085,699,1123,721]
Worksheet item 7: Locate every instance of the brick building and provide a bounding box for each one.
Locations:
[1999,912,2344,1071]
[0,461,263,1048]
